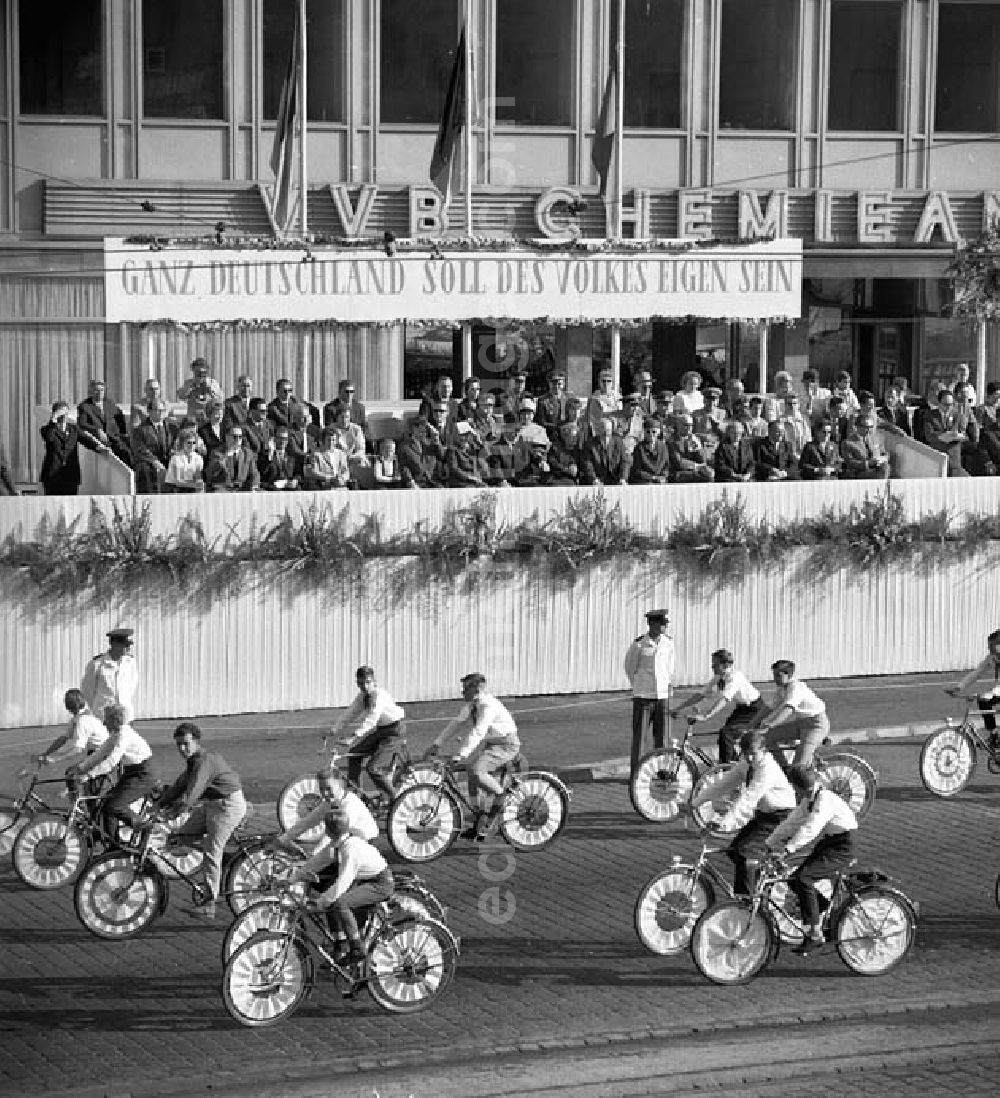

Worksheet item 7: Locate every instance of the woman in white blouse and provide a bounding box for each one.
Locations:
[164,428,205,492]
[672,371,705,416]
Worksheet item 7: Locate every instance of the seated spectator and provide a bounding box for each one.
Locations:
[547,409,584,486]
[328,403,370,478]
[176,357,223,426]
[259,425,302,491]
[668,413,714,483]
[77,378,132,466]
[975,381,1000,475]
[800,368,831,425]
[893,375,917,407]
[372,437,411,489]
[632,370,658,418]
[303,427,351,490]
[222,375,255,431]
[954,362,977,405]
[723,376,745,416]
[448,424,490,488]
[831,370,860,418]
[954,383,983,475]
[242,398,272,460]
[692,387,726,461]
[780,394,812,458]
[536,369,573,431]
[418,374,459,422]
[744,396,769,439]
[586,367,622,440]
[164,428,205,492]
[478,391,514,486]
[798,421,842,480]
[132,399,179,494]
[629,417,670,485]
[922,387,969,477]
[714,421,755,482]
[502,370,530,432]
[399,403,450,488]
[825,395,852,444]
[579,416,631,486]
[754,418,796,481]
[762,370,796,422]
[289,404,321,461]
[511,398,551,486]
[454,376,484,429]
[267,378,301,432]
[616,392,646,456]
[877,384,911,436]
[130,378,164,432]
[672,371,704,417]
[39,401,82,496]
[205,425,260,492]
[198,401,227,458]
[840,414,890,480]
[323,378,368,432]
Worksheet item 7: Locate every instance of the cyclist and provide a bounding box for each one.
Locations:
[753,659,830,769]
[330,667,406,802]
[953,628,1000,750]
[427,672,521,840]
[297,807,394,970]
[670,649,764,763]
[275,767,378,848]
[686,729,796,895]
[37,688,108,771]
[765,764,858,955]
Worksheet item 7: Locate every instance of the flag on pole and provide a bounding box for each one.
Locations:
[269,5,303,232]
[592,1,619,199]
[430,27,467,203]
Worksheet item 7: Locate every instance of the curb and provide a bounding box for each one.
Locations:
[557,721,940,784]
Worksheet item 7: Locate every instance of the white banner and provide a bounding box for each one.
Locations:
[103,238,802,324]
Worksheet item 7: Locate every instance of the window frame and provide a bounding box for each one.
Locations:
[933,0,1000,135]
[139,0,227,123]
[16,0,106,120]
[825,0,905,135]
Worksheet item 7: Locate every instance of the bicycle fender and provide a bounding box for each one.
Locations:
[522,770,572,800]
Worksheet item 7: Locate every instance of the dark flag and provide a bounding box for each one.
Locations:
[430,28,467,203]
[592,0,620,198]
[269,4,303,230]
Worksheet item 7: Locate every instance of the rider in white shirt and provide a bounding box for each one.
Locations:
[671,649,764,763]
[331,667,406,799]
[754,659,830,767]
[277,767,379,846]
[38,688,109,768]
[953,628,1000,748]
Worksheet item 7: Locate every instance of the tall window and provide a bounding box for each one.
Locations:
[381,0,459,124]
[496,0,574,125]
[19,0,102,116]
[719,0,796,130]
[936,2,1000,133]
[263,0,346,122]
[143,0,224,119]
[828,2,901,131]
[624,0,684,128]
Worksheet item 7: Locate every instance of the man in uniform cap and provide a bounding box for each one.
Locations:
[81,628,138,725]
[632,370,657,417]
[623,610,676,779]
[536,369,573,432]
[512,397,552,485]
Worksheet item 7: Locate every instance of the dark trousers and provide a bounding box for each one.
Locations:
[347,722,405,797]
[102,761,158,837]
[727,809,790,895]
[979,695,999,733]
[630,698,668,777]
[791,831,854,926]
[718,699,765,763]
[330,868,395,944]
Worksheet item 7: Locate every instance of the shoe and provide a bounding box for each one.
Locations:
[475,807,501,841]
[793,933,824,956]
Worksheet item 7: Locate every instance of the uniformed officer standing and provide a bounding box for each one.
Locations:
[81,627,138,724]
[623,609,675,779]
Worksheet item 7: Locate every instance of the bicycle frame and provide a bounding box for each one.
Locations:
[0,768,61,836]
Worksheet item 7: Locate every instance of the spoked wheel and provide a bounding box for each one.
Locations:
[387,785,462,863]
[690,765,746,836]
[629,750,698,822]
[74,852,166,939]
[367,917,460,1013]
[634,865,713,955]
[222,931,313,1027]
[818,753,878,821]
[691,901,774,985]
[13,814,90,889]
[222,898,298,966]
[919,727,977,797]
[835,887,916,975]
[276,775,324,842]
[0,807,27,860]
[401,763,441,789]
[394,882,448,923]
[224,842,295,917]
[499,774,569,851]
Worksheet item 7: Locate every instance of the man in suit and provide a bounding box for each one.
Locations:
[205,425,260,492]
[535,369,572,431]
[129,378,165,432]
[922,388,969,477]
[222,375,255,431]
[840,413,890,480]
[399,403,450,488]
[267,378,300,432]
[288,403,320,461]
[259,425,302,490]
[975,381,1000,474]
[714,421,756,482]
[77,378,132,466]
[132,399,179,493]
[197,402,227,459]
[242,397,272,462]
[39,401,82,495]
[579,416,631,486]
[323,378,368,432]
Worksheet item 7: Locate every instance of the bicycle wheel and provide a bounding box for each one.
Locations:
[276,774,324,842]
[691,901,774,985]
[629,749,698,822]
[835,887,916,975]
[13,813,91,889]
[367,917,459,1014]
[919,727,977,797]
[499,773,569,851]
[74,852,166,939]
[222,899,297,966]
[634,865,714,956]
[691,765,746,836]
[0,807,27,860]
[818,753,878,821]
[386,784,462,862]
[224,841,292,917]
[394,882,448,923]
[222,931,313,1028]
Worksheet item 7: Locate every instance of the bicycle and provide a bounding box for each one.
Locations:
[386,755,571,862]
[276,736,438,842]
[221,882,460,1026]
[919,689,1000,797]
[689,850,917,985]
[630,720,878,826]
[0,761,63,860]
[72,805,271,939]
[635,835,808,957]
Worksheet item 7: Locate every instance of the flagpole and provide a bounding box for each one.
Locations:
[299,0,308,237]
[464,0,473,234]
[614,0,625,240]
